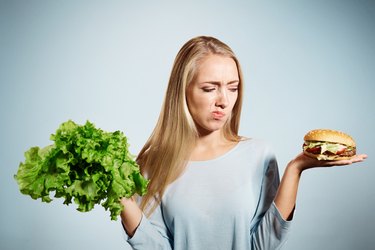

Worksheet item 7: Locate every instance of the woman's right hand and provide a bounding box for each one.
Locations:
[120,197,143,237]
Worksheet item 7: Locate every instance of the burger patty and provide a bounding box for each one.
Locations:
[304,144,356,157]
[337,149,356,157]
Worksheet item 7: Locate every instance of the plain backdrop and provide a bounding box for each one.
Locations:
[1,1,374,249]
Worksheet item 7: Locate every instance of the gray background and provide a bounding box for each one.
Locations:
[1,0,374,249]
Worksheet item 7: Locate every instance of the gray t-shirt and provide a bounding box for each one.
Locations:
[126,138,292,250]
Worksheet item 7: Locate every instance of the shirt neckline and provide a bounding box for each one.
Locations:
[188,139,248,165]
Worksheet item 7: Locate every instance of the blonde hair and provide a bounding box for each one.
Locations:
[137,36,244,215]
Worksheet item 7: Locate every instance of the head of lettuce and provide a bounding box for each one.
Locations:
[14,120,149,220]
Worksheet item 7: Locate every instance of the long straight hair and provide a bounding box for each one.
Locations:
[137,36,244,215]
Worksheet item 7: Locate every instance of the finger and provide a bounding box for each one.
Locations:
[348,154,367,162]
[358,154,368,160]
[324,160,351,166]
[323,154,367,166]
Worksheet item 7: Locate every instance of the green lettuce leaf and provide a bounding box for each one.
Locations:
[304,141,347,154]
[14,120,148,220]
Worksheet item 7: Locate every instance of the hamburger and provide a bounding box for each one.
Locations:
[303,129,356,160]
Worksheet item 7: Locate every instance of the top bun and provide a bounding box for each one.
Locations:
[304,129,356,147]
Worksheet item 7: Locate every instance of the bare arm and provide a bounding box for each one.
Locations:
[120,197,143,237]
[274,153,367,220]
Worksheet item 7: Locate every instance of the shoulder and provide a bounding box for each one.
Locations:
[237,137,278,171]
[238,137,275,156]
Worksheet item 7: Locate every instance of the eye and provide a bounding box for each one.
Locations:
[202,87,216,92]
[228,86,239,92]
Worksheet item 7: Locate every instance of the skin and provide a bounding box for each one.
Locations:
[120,54,368,236]
[186,55,240,161]
[275,152,367,220]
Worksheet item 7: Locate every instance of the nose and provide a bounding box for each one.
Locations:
[215,89,229,109]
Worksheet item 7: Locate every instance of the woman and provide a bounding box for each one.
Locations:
[120,36,367,250]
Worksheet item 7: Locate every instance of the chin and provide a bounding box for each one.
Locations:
[196,121,226,135]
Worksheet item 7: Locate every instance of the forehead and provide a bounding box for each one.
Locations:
[194,55,239,82]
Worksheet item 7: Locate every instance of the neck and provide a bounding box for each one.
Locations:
[189,129,238,161]
[196,128,225,146]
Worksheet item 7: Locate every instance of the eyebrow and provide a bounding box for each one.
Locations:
[200,80,239,85]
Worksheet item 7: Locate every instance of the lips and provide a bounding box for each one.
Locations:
[212,111,225,119]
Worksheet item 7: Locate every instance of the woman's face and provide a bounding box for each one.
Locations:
[186,54,239,135]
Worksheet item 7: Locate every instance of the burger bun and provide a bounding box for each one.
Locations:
[303,151,354,161]
[304,129,356,147]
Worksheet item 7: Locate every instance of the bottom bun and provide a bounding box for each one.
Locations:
[303,151,353,161]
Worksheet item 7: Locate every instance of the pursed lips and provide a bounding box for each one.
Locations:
[212,111,225,119]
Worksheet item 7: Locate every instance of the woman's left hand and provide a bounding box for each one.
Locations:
[275,152,367,220]
[290,152,368,173]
